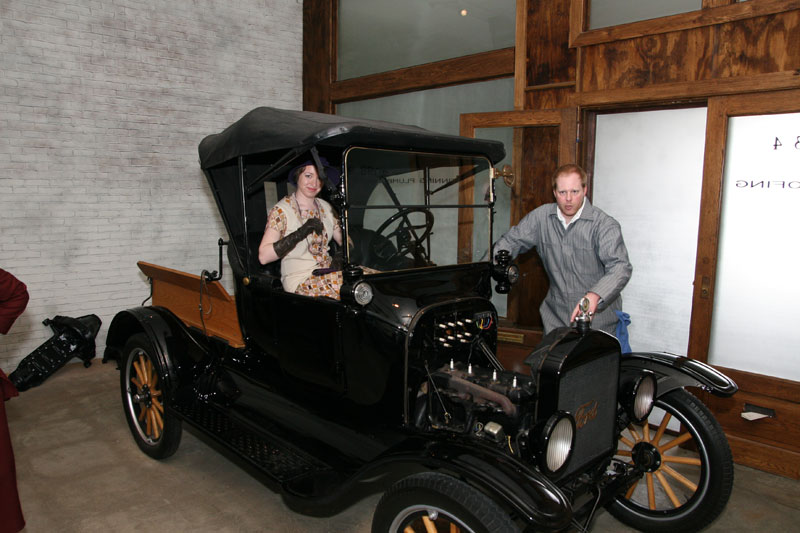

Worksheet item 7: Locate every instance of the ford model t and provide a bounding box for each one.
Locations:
[103,107,737,532]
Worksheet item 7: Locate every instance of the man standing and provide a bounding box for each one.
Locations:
[493,164,632,335]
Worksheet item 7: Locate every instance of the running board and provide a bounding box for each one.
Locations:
[172,400,332,488]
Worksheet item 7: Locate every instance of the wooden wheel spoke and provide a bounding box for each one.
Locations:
[138,406,146,422]
[653,412,672,444]
[643,421,651,442]
[659,431,693,453]
[152,403,164,432]
[139,355,150,385]
[403,527,415,533]
[662,464,698,492]
[133,358,146,386]
[663,454,701,466]
[625,478,640,499]
[646,473,656,509]
[627,424,642,442]
[145,407,152,436]
[131,376,143,390]
[617,449,632,457]
[422,515,436,533]
[654,470,682,508]
[620,435,636,449]
[151,396,164,413]
[149,408,161,439]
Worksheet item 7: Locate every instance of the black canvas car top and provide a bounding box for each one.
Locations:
[198,107,506,170]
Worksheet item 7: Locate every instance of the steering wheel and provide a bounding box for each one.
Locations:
[370,207,434,267]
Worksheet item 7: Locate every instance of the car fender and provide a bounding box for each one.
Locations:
[103,306,197,399]
[372,437,572,531]
[622,351,738,398]
[283,436,571,528]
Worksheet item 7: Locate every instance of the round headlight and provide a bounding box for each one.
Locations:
[541,412,575,474]
[506,264,520,285]
[631,374,657,421]
[352,281,374,306]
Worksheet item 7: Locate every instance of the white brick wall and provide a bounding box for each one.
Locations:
[0,0,303,371]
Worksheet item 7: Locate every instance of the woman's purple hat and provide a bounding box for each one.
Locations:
[288,156,340,187]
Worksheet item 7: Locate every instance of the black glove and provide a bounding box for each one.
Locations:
[272,218,323,258]
[329,249,343,271]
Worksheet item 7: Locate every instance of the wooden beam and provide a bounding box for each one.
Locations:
[330,48,515,104]
[570,0,800,47]
[460,109,563,133]
[574,70,800,107]
[514,0,528,110]
[303,0,335,113]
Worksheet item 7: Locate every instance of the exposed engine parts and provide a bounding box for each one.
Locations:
[416,360,535,448]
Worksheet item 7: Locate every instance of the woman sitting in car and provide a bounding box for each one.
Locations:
[258,158,344,300]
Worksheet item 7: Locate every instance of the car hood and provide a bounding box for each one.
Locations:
[359,264,493,330]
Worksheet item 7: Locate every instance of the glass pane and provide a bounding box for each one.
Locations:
[708,113,800,380]
[345,148,493,272]
[473,127,513,253]
[593,107,706,353]
[338,78,513,310]
[475,127,513,317]
[589,0,700,29]
[337,77,514,137]
[338,0,516,80]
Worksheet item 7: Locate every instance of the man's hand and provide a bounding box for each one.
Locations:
[570,291,601,323]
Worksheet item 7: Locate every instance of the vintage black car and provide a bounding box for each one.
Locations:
[103,107,738,532]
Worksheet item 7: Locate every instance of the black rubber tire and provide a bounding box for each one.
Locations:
[607,388,734,533]
[120,333,182,459]
[371,472,519,533]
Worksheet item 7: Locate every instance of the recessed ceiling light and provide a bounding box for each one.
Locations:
[460,9,468,16]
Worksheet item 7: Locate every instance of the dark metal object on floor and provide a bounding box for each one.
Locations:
[9,314,102,392]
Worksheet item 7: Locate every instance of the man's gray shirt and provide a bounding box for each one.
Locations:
[493,199,632,334]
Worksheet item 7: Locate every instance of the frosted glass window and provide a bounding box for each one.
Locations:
[593,108,707,354]
[337,77,514,136]
[589,0,700,29]
[708,113,800,380]
[338,0,515,80]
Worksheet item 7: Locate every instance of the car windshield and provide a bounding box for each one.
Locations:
[344,147,494,272]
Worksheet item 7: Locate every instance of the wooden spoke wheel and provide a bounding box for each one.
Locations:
[120,333,181,459]
[607,389,733,533]
[372,472,518,533]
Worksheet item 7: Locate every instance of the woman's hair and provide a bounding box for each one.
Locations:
[288,157,340,187]
[290,164,313,184]
[551,164,588,190]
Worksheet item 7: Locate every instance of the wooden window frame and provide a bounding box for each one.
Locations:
[460,109,578,327]
[569,0,800,47]
[689,88,800,401]
[303,0,521,112]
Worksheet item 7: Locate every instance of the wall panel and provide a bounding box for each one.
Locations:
[579,10,800,92]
